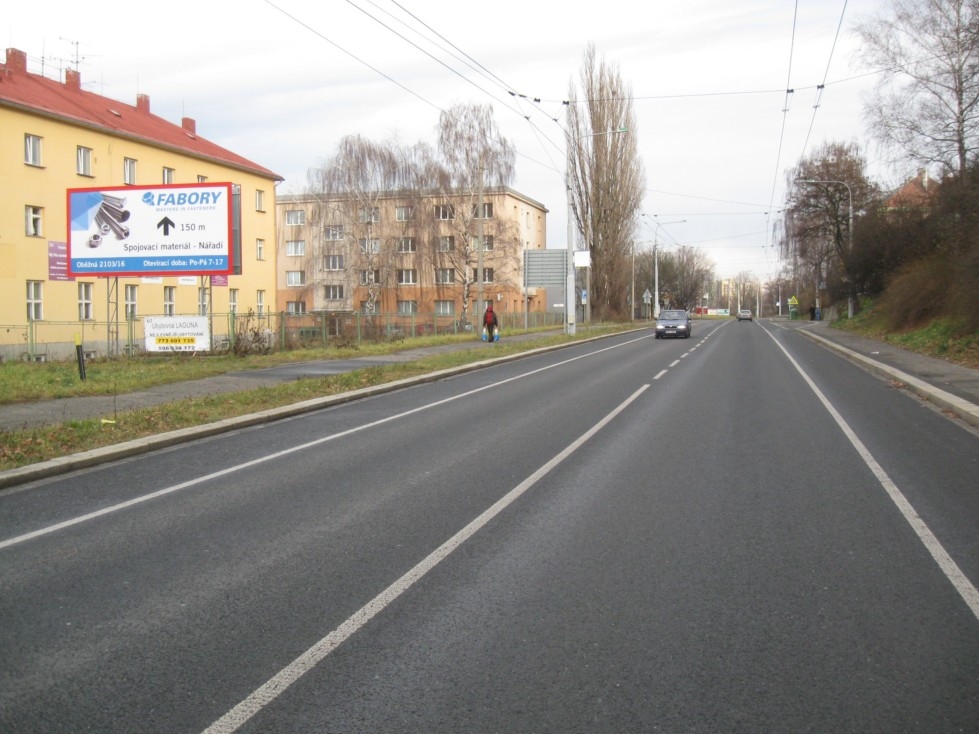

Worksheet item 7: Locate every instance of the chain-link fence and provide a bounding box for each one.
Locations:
[1,310,565,363]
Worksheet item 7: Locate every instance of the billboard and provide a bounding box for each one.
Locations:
[67,182,233,277]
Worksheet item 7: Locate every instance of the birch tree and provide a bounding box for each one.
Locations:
[856,0,979,177]
[428,103,516,326]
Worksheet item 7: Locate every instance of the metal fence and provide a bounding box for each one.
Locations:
[1,310,566,363]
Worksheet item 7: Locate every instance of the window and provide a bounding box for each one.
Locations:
[397,237,416,253]
[78,283,93,320]
[197,175,208,183]
[26,281,43,321]
[256,290,266,316]
[472,203,494,218]
[286,270,306,286]
[255,190,266,211]
[25,206,43,237]
[287,301,307,315]
[323,254,344,270]
[198,287,209,316]
[438,236,455,252]
[434,204,455,220]
[360,269,380,285]
[358,207,380,223]
[324,225,344,240]
[125,284,138,320]
[164,286,176,316]
[256,238,265,260]
[397,269,417,285]
[396,206,414,222]
[123,157,137,184]
[24,134,42,166]
[324,284,344,300]
[286,240,306,256]
[435,268,455,284]
[435,300,455,316]
[229,288,238,314]
[359,238,380,254]
[285,209,305,226]
[473,235,494,251]
[474,268,494,283]
[76,146,93,176]
[162,167,175,184]
[397,300,418,315]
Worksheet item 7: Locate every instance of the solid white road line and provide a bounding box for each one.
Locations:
[201,386,650,734]
[764,328,979,621]
[0,336,652,551]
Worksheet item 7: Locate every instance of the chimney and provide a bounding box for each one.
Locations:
[4,48,28,73]
[136,94,150,113]
[182,117,197,135]
[65,68,81,91]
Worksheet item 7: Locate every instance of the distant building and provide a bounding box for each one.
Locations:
[0,47,281,360]
[885,168,939,212]
[275,188,549,333]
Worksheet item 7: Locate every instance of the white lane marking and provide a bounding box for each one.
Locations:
[200,385,650,734]
[0,336,651,551]
[654,370,668,380]
[764,329,979,621]
[669,360,681,367]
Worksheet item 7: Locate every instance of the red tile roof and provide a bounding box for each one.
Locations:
[1,48,281,181]
[885,169,938,210]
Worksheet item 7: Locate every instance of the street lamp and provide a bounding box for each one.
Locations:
[566,126,628,334]
[639,217,686,318]
[801,179,854,318]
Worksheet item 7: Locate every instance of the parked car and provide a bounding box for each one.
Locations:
[655,309,692,339]
[737,309,753,322]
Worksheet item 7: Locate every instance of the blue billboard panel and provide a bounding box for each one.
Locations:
[67,183,233,277]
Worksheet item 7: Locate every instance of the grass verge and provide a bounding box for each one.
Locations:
[0,327,630,471]
[834,301,979,370]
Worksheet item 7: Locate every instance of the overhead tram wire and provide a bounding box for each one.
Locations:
[347,0,574,179]
[351,2,577,182]
[262,0,563,179]
[261,0,448,120]
[764,0,801,256]
[798,0,849,161]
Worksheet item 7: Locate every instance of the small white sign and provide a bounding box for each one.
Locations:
[144,316,210,352]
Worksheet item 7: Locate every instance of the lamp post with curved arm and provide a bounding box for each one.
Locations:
[801,178,854,318]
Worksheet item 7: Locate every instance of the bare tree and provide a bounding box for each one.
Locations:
[567,44,646,321]
[784,142,879,315]
[425,103,516,326]
[307,136,415,319]
[856,0,979,177]
[656,247,714,312]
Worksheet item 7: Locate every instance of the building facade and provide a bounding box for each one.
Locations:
[0,47,282,360]
[275,187,549,334]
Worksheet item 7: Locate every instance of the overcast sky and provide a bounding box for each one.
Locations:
[7,0,896,279]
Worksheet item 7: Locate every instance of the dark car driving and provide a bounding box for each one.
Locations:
[655,309,692,339]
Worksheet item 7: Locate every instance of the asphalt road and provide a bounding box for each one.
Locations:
[2,321,977,732]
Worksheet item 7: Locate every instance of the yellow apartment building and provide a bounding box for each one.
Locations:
[275,188,549,337]
[0,47,282,361]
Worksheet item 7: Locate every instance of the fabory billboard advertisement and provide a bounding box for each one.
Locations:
[67,183,233,277]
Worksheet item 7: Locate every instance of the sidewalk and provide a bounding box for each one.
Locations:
[791,319,979,429]
[1,323,977,488]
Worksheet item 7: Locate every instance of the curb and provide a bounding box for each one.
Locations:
[0,336,599,490]
[798,328,979,430]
